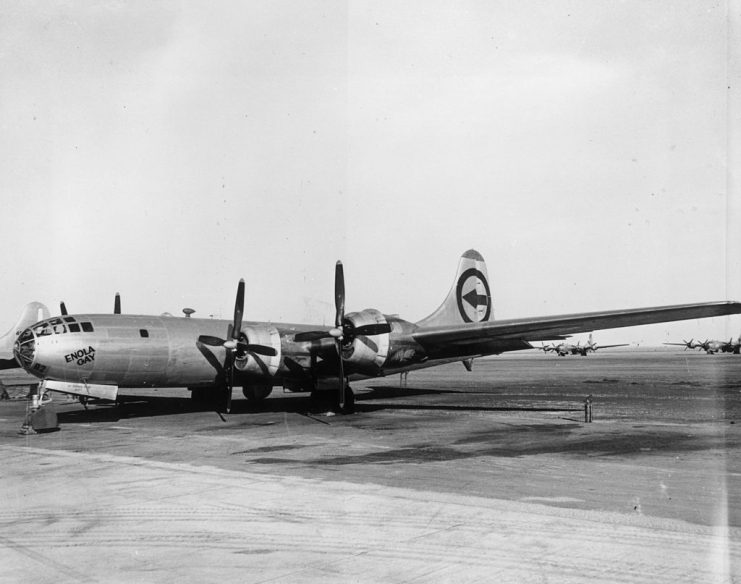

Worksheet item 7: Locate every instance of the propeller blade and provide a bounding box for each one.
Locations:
[223,351,234,413]
[195,340,226,375]
[239,342,277,357]
[336,338,345,410]
[333,261,348,411]
[233,279,245,341]
[197,335,226,347]
[294,330,333,343]
[114,293,121,315]
[60,301,68,316]
[334,261,345,329]
[353,322,392,337]
[283,357,314,391]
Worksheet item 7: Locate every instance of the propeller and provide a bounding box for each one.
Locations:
[60,301,68,316]
[196,279,276,413]
[293,261,391,411]
[334,262,346,410]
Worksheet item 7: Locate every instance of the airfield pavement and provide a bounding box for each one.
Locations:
[0,350,739,583]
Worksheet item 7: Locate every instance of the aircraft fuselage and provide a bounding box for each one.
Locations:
[14,313,530,391]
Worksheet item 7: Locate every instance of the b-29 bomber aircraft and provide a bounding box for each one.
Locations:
[663,335,741,354]
[696,336,741,354]
[540,333,628,356]
[5,250,741,414]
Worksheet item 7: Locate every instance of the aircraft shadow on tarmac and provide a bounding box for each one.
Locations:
[246,425,731,466]
[44,390,733,463]
[356,385,584,413]
[52,384,584,425]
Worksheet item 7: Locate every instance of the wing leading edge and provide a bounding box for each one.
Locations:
[413,301,741,347]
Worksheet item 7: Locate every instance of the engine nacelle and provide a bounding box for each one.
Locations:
[342,309,390,374]
[234,325,282,378]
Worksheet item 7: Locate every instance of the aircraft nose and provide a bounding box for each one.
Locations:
[13,327,36,369]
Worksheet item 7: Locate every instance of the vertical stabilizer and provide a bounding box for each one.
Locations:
[416,250,493,327]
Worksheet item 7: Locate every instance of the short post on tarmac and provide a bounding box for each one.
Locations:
[584,394,593,423]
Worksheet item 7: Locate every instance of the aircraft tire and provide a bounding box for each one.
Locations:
[242,385,273,402]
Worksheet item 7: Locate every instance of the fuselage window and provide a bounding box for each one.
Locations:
[68,323,81,333]
[52,324,67,334]
[81,322,94,333]
[63,317,76,323]
[139,329,149,338]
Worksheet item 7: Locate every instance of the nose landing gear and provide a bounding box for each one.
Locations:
[19,382,58,434]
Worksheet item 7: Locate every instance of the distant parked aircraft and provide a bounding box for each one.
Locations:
[539,341,579,357]
[662,339,703,351]
[573,333,628,356]
[697,335,741,354]
[540,334,627,356]
[664,335,741,354]
[722,335,741,354]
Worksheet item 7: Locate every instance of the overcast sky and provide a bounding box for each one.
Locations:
[1,1,738,345]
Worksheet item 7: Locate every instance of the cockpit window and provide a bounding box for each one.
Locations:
[17,328,34,344]
[14,328,35,367]
[31,318,92,335]
[33,323,52,336]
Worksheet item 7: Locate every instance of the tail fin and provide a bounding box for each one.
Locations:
[0,302,50,356]
[416,249,493,327]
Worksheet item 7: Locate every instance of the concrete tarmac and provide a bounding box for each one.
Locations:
[0,351,739,583]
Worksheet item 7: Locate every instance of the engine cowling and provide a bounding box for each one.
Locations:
[341,309,390,374]
[234,325,282,377]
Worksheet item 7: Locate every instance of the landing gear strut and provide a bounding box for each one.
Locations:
[342,384,355,414]
[19,382,58,434]
[310,384,355,415]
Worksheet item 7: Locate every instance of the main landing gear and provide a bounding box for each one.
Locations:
[310,384,355,415]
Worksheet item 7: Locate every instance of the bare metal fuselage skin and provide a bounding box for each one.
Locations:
[16,313,529,390]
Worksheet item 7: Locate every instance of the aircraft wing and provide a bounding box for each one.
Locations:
[594,344,630,349]
[413,301,741,347]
